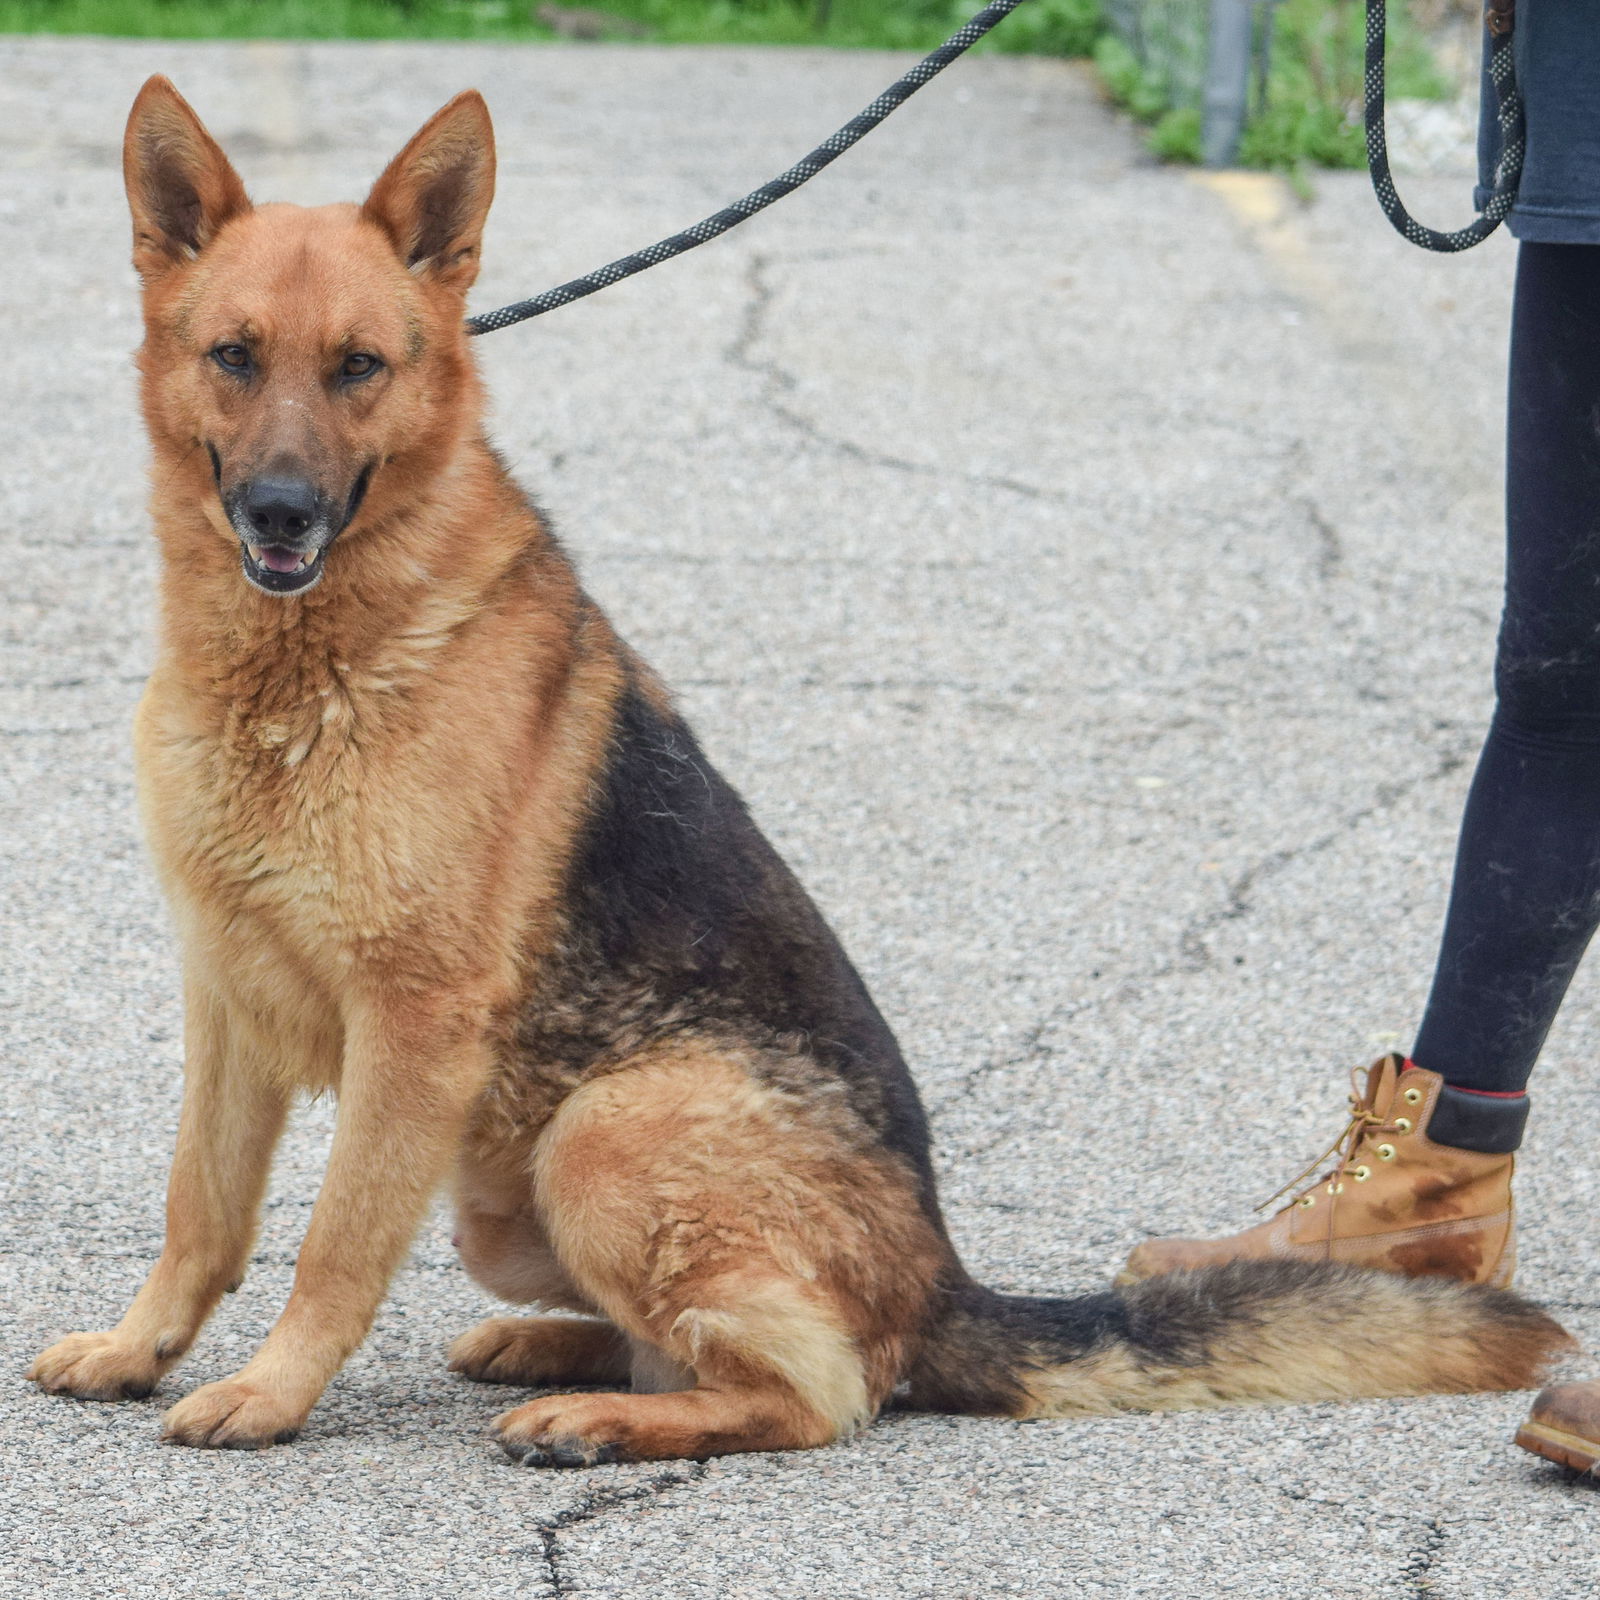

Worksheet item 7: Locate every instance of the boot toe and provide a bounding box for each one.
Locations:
[1116,1238,1206,1285]
[1515,1382,1600,1473]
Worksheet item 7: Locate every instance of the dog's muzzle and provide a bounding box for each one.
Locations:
[224,468,371,596]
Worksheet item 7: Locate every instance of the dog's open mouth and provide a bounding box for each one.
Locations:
[241,542,326,595]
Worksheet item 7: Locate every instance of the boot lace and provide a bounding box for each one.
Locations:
[1252,1062,1409,1217]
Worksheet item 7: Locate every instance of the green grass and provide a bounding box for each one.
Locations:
[1242,0,1446,168]
[1095,0,1448,171]
[2,0,1448,172]
[0,0,1096,51]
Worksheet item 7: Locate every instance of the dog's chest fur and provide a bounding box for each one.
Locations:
[131,580,602,1093]
[141,664,432,940]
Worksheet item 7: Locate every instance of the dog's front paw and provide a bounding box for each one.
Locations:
[27,1331,167,1401]
[161,1379,305,1450]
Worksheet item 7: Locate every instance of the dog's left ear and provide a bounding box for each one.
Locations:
[363,91,496,294]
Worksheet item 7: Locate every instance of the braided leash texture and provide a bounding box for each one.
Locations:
[1364,0,1523,252]
[466,0,1028,334]
[468,0,1521,332]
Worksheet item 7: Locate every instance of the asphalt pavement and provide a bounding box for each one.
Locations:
[1,34,1597,1599]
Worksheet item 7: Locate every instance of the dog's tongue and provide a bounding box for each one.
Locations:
[259,546,304,573]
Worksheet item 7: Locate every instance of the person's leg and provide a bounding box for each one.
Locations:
[1481,241,1600,1477]
[1413,240,1600,1118]
[1119,242,1600,1288]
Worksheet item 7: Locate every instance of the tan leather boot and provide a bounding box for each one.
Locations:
[1516,1382,1600,1473]
[1116,1055,1517,1288]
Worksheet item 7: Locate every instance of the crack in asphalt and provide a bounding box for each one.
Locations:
[929,742,1475,1153]
[726,251,1066,504]
[585,548,988,571]
[1278,440,1344,588]
[673,674,1431,721]
[1304,496,1343,585]
[1403,1512,1448,1598]
[0,674,146,691]
[527,1460,710,1596]
[13,537,145,551]
[1173,747,1470,974]
[677,671,1068,698]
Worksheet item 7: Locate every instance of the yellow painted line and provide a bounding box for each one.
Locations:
[1193,169,1288,229]
[1189,169,1344,319]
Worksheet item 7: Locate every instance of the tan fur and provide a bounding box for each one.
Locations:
[24,78,1572,1466]
[526,1051,936,1442]
[448,1316,632,1388]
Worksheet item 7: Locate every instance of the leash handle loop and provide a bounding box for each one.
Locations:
[1365,0,1524,253]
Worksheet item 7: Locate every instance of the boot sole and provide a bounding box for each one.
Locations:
[1515,1420,1600,1474]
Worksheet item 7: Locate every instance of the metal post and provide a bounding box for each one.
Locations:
[1202,0,1254,167]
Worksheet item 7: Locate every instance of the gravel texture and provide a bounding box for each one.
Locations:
[1,35,1596,1599]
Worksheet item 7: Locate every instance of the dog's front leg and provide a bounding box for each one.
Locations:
[28,979,291,1401]
[160,996,491,1449]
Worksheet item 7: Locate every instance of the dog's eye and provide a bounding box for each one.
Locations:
[211,344,251,374]
[340,352,382,381]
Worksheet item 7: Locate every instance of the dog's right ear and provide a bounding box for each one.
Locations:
[123,76,251,282]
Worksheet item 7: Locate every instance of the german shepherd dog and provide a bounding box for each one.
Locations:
[26,79,1570,1465]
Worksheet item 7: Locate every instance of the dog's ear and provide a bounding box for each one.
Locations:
[362,91,496,295]
[123,76,251,282]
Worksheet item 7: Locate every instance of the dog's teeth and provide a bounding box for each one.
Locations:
[247,545,264,562]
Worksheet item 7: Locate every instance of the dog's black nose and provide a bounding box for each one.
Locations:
[242,477,319,542]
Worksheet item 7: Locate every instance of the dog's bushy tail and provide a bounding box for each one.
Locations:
[905,1261,1573,1418]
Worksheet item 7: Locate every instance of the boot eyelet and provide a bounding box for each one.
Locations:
[1352,1165,1371,1182]
[1394,1117,1413,1134]
[1329,1180,1345,1195]
[1376,1143,1397,1161]
[1402,1088,1423,1106]
[1296,1195,1316,1208]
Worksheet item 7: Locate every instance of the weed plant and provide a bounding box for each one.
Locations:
[1095,0,1446,169]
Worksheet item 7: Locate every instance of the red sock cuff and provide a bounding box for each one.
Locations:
[1403,1058,1528,1098]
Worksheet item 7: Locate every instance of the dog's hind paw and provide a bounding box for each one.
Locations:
[27,1331,167,1402]
[449,1314,630,1387]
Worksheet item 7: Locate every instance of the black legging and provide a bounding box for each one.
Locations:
[1412,242,1600,1113]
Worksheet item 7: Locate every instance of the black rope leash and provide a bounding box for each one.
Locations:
[1364,0,1523,251]
[465,0,1028,334]
[468,0,1523,332]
